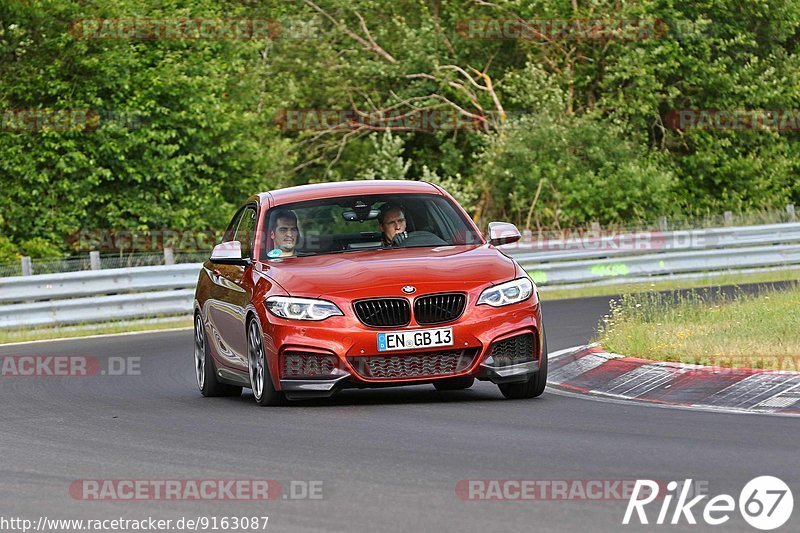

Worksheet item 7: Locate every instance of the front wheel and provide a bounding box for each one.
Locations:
[194,313,242,397]
[498,331,548,400]
[247,318,286,406]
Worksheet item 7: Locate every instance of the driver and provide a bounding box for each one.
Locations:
[269,209,300,257]
[378,204,408,247]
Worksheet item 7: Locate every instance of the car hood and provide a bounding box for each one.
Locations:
[262,244,517,299]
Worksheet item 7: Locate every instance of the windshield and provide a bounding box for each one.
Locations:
[261,193,482,259]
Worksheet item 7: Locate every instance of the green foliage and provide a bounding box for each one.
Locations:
[1,0,798,259]
[0,235,20,263]
[476,114,678,228]
[0,0,294,255]
[358,133,411,180]
[19,236,64,258]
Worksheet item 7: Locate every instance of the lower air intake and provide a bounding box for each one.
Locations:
[349,348,478,380]
[487,333,537,367]
[282,352,339,378]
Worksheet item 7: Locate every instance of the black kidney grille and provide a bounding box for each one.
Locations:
[489,333,536,367]
[414,293,466,325]
[353,298,410,327]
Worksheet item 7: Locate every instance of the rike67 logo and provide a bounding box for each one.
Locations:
[624,476,794,530]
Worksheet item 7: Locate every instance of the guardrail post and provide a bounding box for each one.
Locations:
[724,211,733,226]
[658,216,668,232]
[21,256,32,276]
[164,247,175,265]
[788,204,796,222]
[89,251,101,270]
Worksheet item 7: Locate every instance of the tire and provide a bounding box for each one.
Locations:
[194,313,242,397]
[498,331,548,400]
[247,318,286,406]
[433,377,475,391]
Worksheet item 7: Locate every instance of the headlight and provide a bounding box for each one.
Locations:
[266,296,343,321]
[477,277,533,307]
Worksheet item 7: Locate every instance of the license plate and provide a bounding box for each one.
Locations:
[377,328,453,352]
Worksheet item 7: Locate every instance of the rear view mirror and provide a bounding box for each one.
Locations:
[210,241,251,266]
[487,222,521,246]
[342,209,381,221]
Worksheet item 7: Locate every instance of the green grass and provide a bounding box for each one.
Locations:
[537,268,800,301]
[0,316,192,345]
[595,283,800,370]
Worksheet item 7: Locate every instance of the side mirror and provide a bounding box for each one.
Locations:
[210,241,251,266]
[487,222,521,246]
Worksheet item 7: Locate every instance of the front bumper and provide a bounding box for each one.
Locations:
[279,358,540,399]
[266,299,543,398]
[280,374,351,399]
[478,360,540,384]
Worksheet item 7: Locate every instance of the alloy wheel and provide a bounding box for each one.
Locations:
[194,314,206,391]
[248,321,265,400]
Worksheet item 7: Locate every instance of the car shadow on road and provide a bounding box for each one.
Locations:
[230,383,551,408]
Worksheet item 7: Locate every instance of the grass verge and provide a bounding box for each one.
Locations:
[0,316,192,345]
[595,283,800,370]
[536,267,800,301]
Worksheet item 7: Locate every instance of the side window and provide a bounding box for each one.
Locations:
[222,208,245,243]
[234,206,258,258]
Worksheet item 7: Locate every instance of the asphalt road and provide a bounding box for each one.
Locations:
[1,295,797,533]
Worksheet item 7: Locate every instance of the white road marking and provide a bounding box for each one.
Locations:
[601,365,680,398]
[0,327,192,347]
[549,352,611,383]
[547,344,595,359]
[706,374,800,408]
[755,395,800,408]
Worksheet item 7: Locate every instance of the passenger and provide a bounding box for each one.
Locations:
[269,209,300,257]
[378,204,408,247]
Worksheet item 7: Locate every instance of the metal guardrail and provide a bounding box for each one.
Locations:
[0,289,196,329]
[0,263,202,329]
[0,222,799,329]
[0,264,200,304]
[503,222,800,262]
[518,243,800,285]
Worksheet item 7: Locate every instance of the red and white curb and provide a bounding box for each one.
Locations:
[547,345,800,416]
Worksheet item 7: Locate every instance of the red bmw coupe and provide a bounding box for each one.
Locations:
[193,180,547,405]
